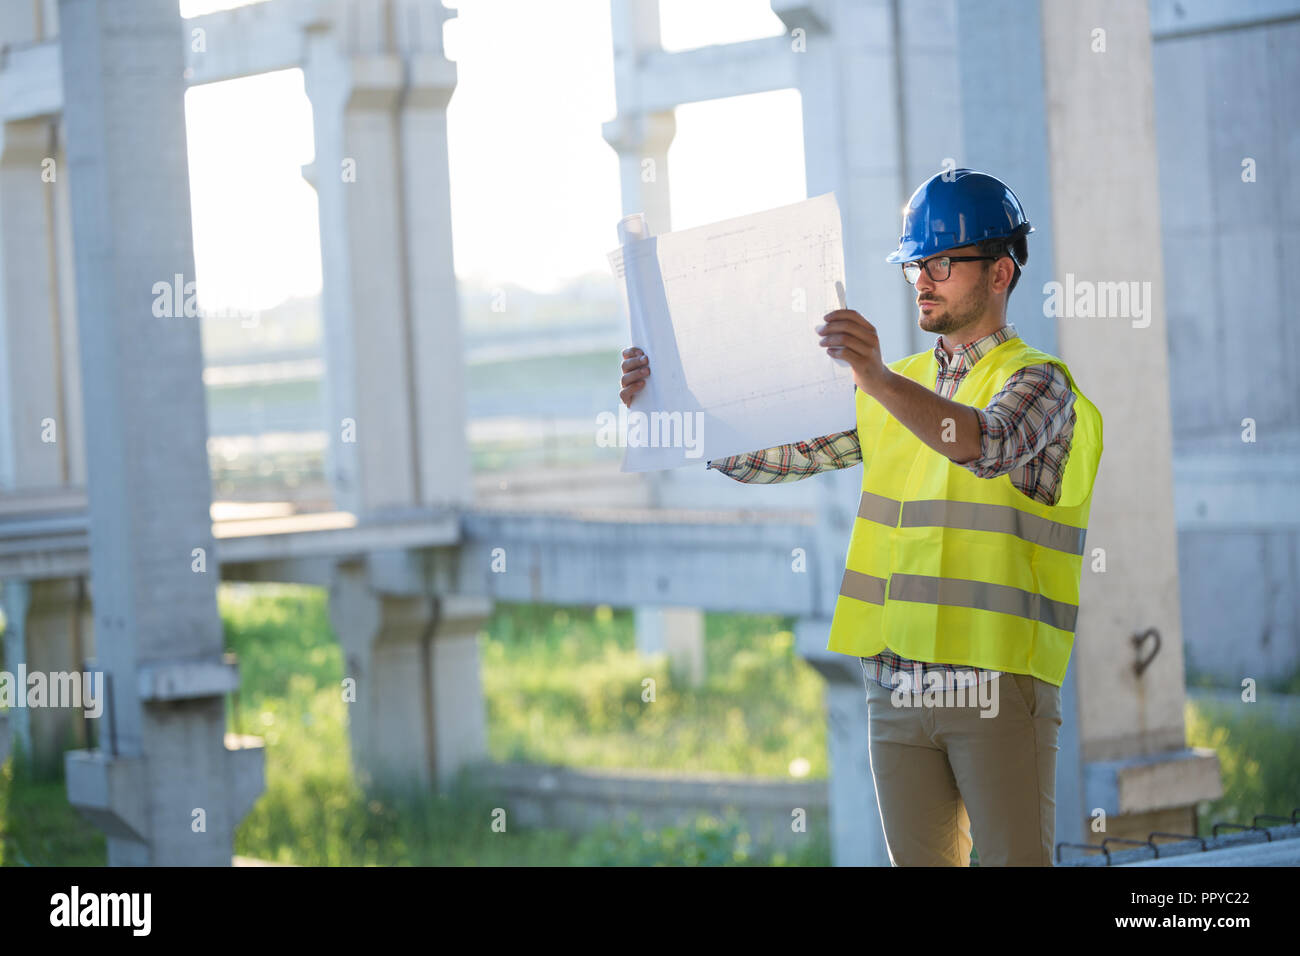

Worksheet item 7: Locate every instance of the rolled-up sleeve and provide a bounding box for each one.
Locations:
[706,429,862,483]
[959,364,1075,480]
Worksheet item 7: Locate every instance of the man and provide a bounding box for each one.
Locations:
[619,168,1103,866]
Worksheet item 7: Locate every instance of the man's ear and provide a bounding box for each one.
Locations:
[994,255,1016,293]
[993,256,1013,293]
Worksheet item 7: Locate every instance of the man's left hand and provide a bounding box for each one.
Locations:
[817,309,890,395]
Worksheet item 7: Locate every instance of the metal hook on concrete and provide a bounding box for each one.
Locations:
[1131,627,1161,677]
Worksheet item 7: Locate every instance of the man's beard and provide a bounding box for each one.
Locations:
[918,279,989,333]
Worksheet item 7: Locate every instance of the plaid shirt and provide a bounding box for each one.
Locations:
[706,324,1077,691]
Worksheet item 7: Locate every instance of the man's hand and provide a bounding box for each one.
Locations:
[817,309,890,395]
[620,346,650,406]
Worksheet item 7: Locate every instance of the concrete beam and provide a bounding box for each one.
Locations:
[771,0,835,33]
[0,41,62,122]
[1150,0,1300,38]
[0,0,458,117]
[0,500,88,579]
[213,508,460,564]
[463,759,829,853]
[0,500,817,618]
[459,509,818,614]
[137,656,240,703]
[1173,450,1300,530]
[633,37,797,113]
[182,0,320,86]
[1085,747,1223,817]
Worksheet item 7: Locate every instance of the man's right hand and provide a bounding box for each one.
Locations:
[620,347,650,407]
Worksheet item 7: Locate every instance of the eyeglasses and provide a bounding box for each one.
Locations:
[902,254,998,284]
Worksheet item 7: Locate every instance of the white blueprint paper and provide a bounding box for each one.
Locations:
[607,192,856,472]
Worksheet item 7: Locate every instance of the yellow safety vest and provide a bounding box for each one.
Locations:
[826,335,1103,686]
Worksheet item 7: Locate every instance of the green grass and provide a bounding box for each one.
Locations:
[1185,695,1300,836]
[481,601,827,776]
[0,740,105,866]
[1,584,1295,864]
[219,587,826,864]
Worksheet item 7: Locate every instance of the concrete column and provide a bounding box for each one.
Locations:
[329,561,491,791]
[0,5,77,492]
[303,0,467,517]
[795,616,890,867]
[0,109,93,780]
[1,579,31,763]
[52,122,87,487]
[0,0,54,48]
[896,1,966,215]
[961,0,1221,846]
[954,0,1083,845]
[603,0,675,569]
[0,0,76,492]
[785,0,930,867]
[954,0,1058,348]
[787,0,931,363]
[1,577,94,777]
[0,118,70,490]
[602,0,674,239]
[1040,0,1199,831]
[305,37,416,516]
[401,41,472,512]
[303,0,487,792]
[634,605,706,686]
[0,113,92,777]
[56,0,262,865]
[602,0,701,697]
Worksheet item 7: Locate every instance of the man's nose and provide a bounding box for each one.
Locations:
[914,265,935,292]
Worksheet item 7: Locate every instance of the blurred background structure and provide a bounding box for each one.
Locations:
[0,0,1295,866]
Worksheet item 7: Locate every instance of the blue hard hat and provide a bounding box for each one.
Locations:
[885,168,1033,263]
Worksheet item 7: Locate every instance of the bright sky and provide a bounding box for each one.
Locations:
[181,0,803,309]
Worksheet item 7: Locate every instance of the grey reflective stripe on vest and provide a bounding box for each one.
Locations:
[840,568,887,605]
[857,492,1087,556]
[903,500,1086,555]
[857,491,902,526]
[888,573,1079,632]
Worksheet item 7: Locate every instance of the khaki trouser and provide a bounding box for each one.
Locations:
[863,667,1062,866]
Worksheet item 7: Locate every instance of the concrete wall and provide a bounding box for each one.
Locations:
[1151,13,1300,685]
